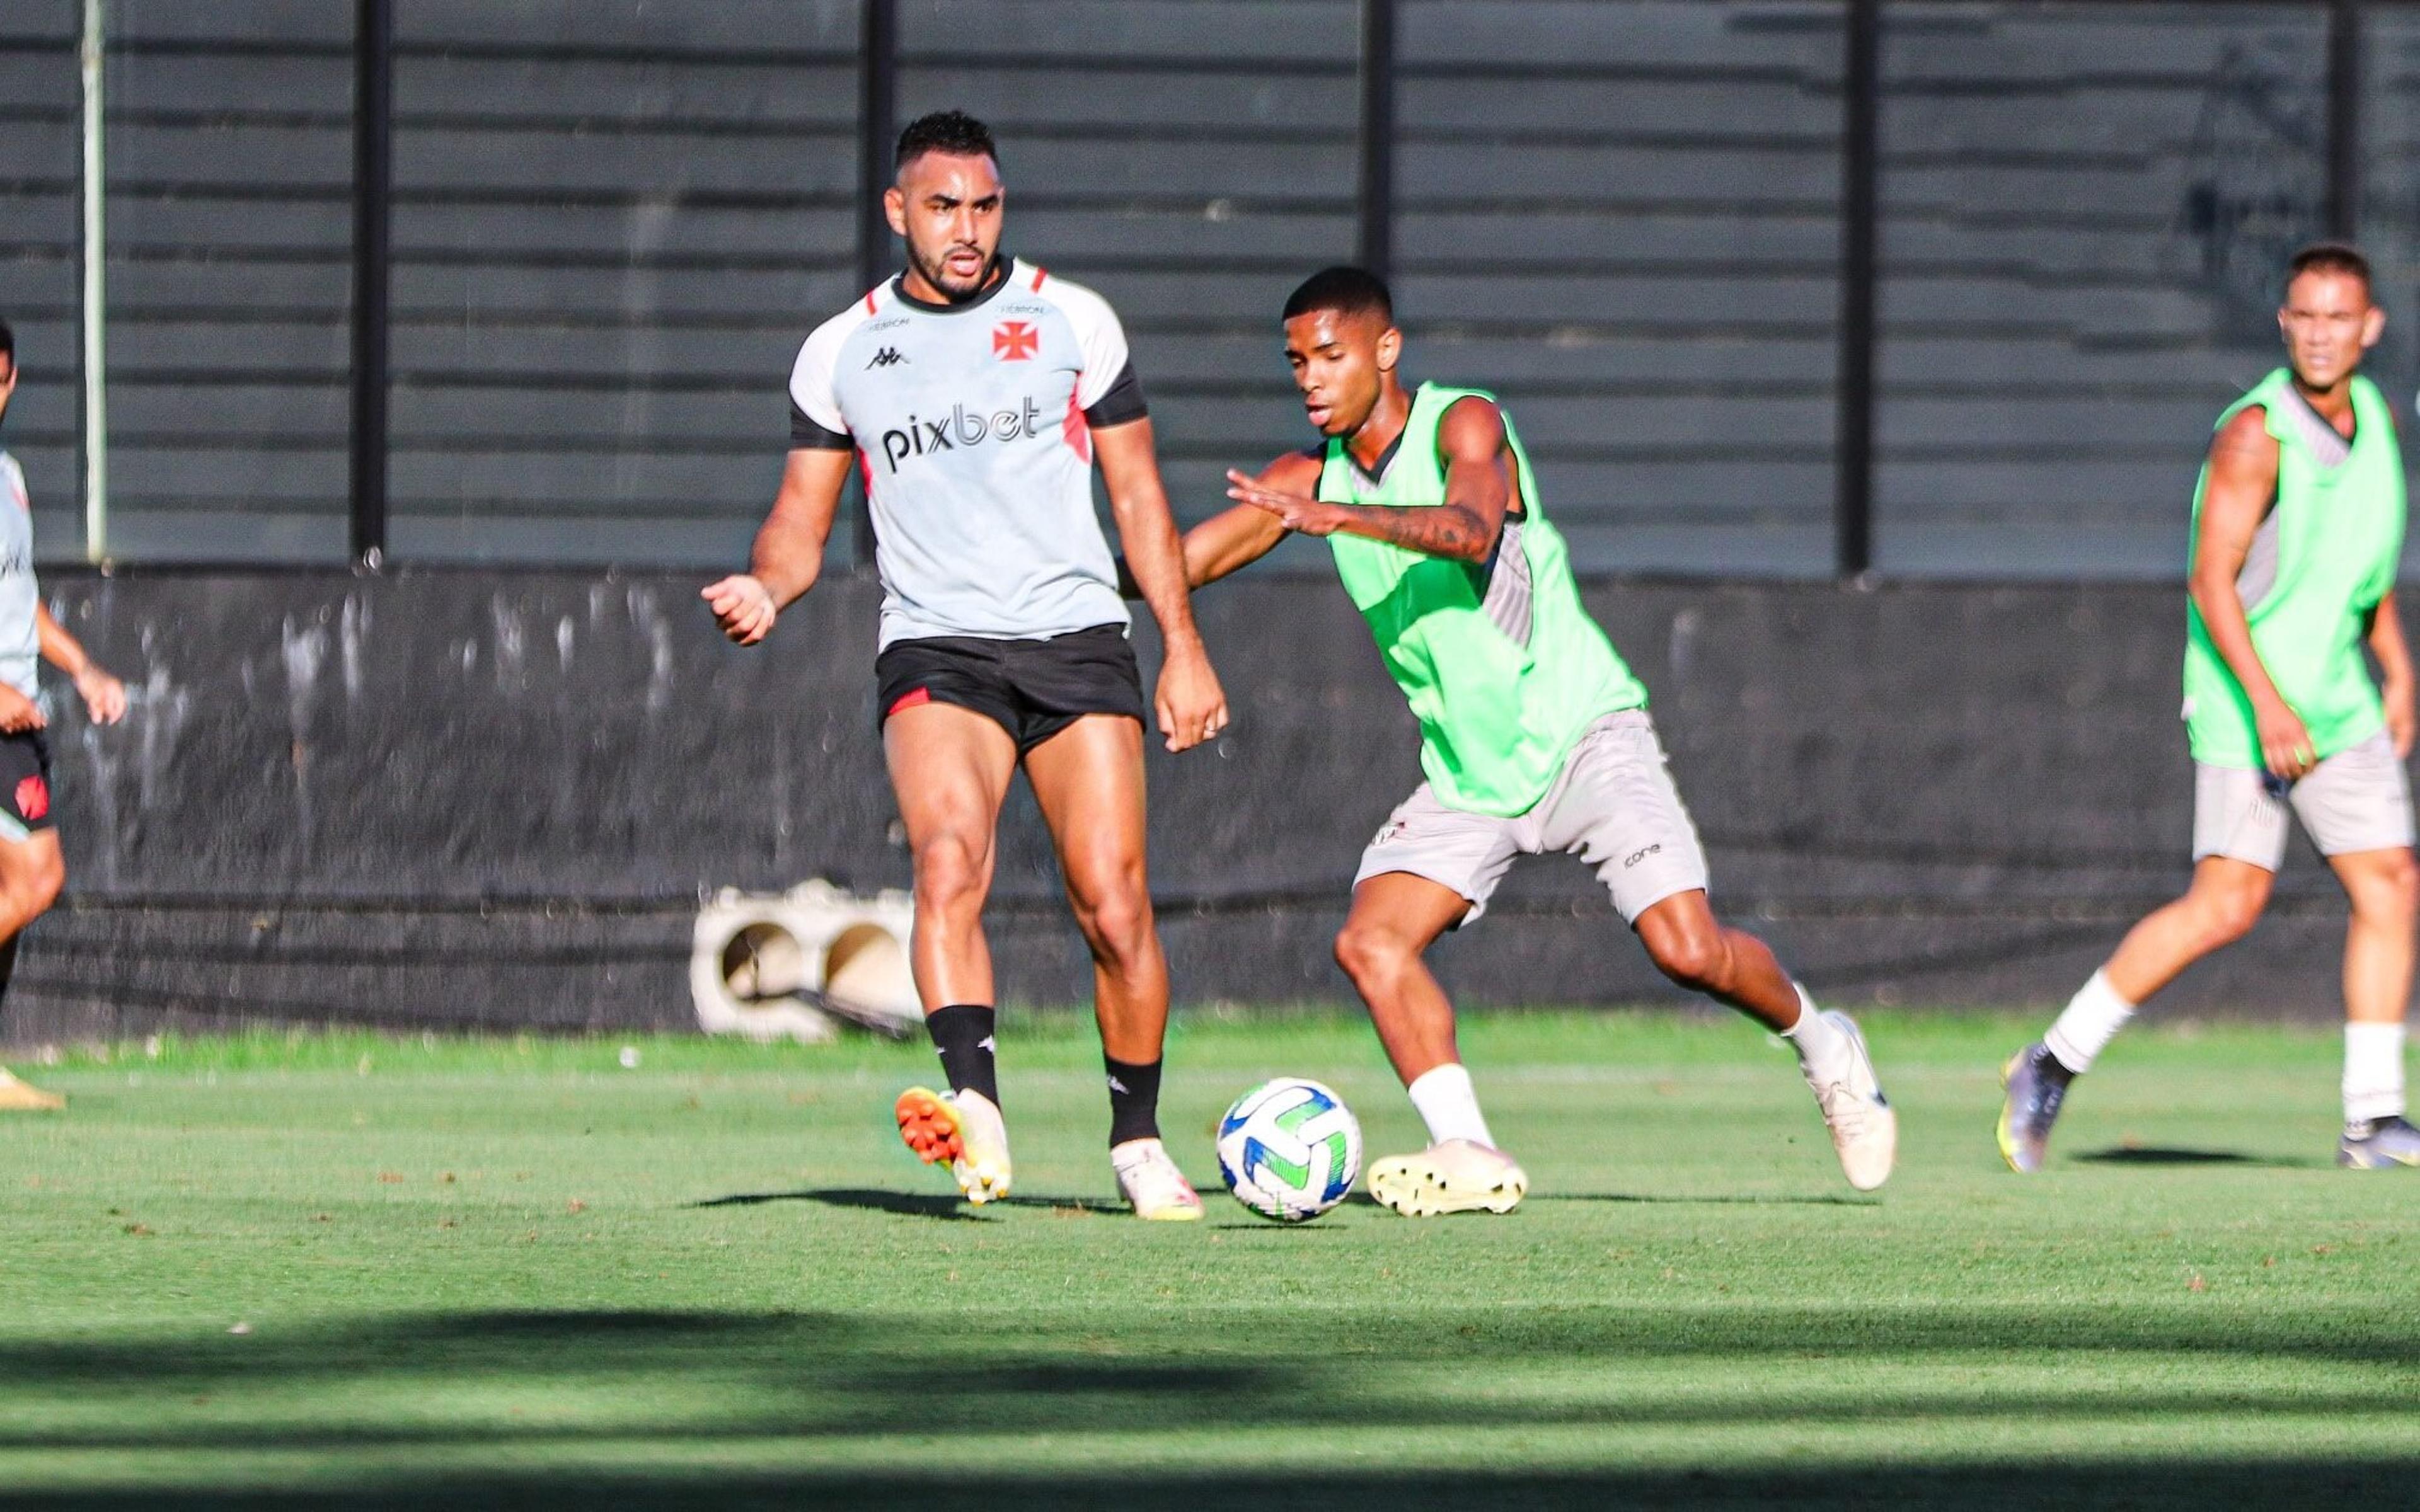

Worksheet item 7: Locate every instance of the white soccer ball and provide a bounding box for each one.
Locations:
[1216,1077,1362,1222]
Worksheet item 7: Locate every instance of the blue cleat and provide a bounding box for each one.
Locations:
[1997,1043,2073,1174]
[2339,1115,2420,1169]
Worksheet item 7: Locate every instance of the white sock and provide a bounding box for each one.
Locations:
[2044,970,2135,1075]
[1782,983,1852,1082]
[1406,1062,1495,1148]
[2343,1022,2406,1126]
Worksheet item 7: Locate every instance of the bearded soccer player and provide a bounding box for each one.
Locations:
[2001,243,2420,1172]
[1170,267,1894,1214]
[0,320,129,1111]
[704,112,1228,1218]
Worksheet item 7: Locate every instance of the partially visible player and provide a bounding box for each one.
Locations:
[0,319,129,1111]
[2001,244,2420,1172]
[703,113,1227,1217]
[1169,268,1895,1214]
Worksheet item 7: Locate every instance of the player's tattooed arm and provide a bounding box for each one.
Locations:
[2368,592,2416,757]
[2189,406,2312,778]
[1223,398,1513,564]
[704,447,854,645]
[1095,417,1231,751]
[34,605,125,725]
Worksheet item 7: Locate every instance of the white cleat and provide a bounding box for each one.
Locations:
[894,1085,1012,1205]
[1804,1009,1896,1191]
[0,1066,62,1112]
[1366,1138,1528,1217]
[1111,1137,1204,1221]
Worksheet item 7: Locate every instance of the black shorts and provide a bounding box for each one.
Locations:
[0,731,54,839]
[875,624,1146,753]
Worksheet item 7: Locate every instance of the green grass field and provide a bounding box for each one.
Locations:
[0,1009,2412,1509]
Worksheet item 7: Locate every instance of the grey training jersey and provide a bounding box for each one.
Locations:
[788,258,1148,650]
[0,453,38,700]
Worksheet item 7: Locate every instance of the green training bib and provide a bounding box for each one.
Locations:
[2183,369,2406,767]
[1319,382,1646,816]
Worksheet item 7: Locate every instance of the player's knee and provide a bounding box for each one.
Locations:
[1333,921,1412,987]
[1644,923,1726,992]
[2355,850,2420,920]
[911,833,990,915]
[1072,881,1153,963]
[2197,887,2267,948]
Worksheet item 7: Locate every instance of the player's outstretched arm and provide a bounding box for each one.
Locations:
[703,447,853,646]
[2189,407,2309,777]
[2369,592,2415,757]
[1175,450,1317,590]
[1094,417,1229,752]
[35,605,124,725]
[1223,397,1511,564]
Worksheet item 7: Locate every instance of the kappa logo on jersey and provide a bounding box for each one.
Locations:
[992,321,1040,361]
[866,346,908,369]
[876,398,1054,472]
[14,775,45,823]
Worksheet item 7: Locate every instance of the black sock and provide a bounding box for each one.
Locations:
[1104,1055,1162,1146]
[925,1004,998,1107]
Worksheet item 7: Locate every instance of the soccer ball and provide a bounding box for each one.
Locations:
[1216,1077,1362,1222]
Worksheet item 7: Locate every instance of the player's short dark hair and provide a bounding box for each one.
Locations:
[1283,266,1393,326]
[2286,241,2372,297]
[895,110,998,173]
[0,318,13,370]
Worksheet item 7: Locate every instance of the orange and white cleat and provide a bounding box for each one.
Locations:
[894,1085,1011,1205]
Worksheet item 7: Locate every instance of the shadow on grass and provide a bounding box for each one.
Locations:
[1,1309,2416,1507]
[1534,1192,1879,1208]
[9,1459,2417,1510]
[2073,1147,2311,1169]
[688,1188,988,1221]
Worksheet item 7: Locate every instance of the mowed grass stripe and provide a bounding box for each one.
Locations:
[0,1011,2411,1507]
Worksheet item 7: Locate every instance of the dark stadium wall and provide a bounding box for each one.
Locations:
[3,568,2388,1041]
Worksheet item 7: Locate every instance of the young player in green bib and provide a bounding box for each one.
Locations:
[1174,268,1896,1213]
[2001,243,2420,1172]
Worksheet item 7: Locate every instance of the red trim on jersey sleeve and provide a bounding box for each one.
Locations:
[1030,265,1048,290]
[863,288,879,314]
[1063,389,1092,464]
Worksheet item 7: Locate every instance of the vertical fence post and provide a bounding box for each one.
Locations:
[350,0,393,570]
[1834,0,1879,581]
[78,0,106,562]
[853,0,897,570]
[1358,0,1396,280]
[2327,0,2361,241]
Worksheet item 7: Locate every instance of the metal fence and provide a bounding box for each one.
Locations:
[2,0,2416,576]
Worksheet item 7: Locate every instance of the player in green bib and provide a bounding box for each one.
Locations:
[1173,267,1896,1213]
[2002,243,2420,1172]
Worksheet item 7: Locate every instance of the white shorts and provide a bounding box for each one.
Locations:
[2192,730,2417,870]
[1354,710,1711,927]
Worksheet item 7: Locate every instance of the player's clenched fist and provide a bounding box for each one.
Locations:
[701,574,778,645]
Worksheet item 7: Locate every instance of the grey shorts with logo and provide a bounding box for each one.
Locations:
[2192,729,2417,869]
[1354,709,1712,927]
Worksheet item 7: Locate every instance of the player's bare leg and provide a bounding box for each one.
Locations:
[1632,891,1799,1029]
[1335,873,1528,1215]
[0,829,64,1112]
[1637,890,1895,1191]
[1334,873,1470,1086]
[2329,847,2420,1166]
[2002,857,2273,1172]
[1025,714,1199,1218]
[884,702,1018,1203]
